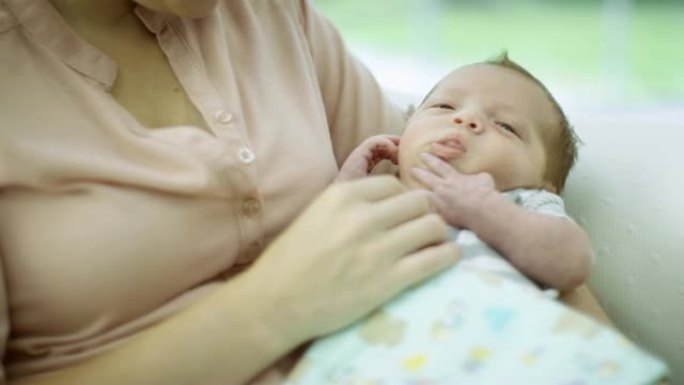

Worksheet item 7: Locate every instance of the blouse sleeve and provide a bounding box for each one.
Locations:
[297,0,407,166]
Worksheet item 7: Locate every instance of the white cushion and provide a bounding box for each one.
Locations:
[564,110,684,382]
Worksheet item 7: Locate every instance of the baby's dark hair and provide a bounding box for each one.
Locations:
[483,52,580,194]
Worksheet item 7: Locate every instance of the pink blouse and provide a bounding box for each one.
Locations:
[0,0,405,382]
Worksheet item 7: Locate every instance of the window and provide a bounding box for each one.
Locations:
[315,0,684,114]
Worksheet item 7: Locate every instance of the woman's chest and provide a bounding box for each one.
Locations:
[109,45,208,130]
[0,187,238,334]
[0,7,343,340]
[1,100,338,345]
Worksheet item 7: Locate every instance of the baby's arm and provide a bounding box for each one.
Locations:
[461,189,591,290]
[413,154,591,291]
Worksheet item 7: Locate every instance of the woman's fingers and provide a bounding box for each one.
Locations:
[341,175,405,203]
[367,189,432,229]
[249,177,458,341]
[389,241,460,289]
[371,212,448,259]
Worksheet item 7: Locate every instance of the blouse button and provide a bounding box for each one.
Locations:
[214,110,233,124]
[241,198,261,216]
[238,147,255,164]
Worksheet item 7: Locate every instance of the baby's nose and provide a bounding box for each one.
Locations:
[453,113,482,133]
[454,117,478,129]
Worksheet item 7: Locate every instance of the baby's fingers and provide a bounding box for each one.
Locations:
[374,139,400,165]
[411,166,442,189]
[420,153,462,178]
[382,135,401,146]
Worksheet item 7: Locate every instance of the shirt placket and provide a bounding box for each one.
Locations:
[153,19,264,266]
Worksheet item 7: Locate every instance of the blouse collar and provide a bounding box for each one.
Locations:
[3,0,172,91]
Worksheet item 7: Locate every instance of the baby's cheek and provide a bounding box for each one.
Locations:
[398,132,435,189]
[397,152,418,187]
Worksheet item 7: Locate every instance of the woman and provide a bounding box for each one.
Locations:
[0,1,608,384]
[0,0,458,383]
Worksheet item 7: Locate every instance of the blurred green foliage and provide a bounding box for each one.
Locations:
[315,0,684,102]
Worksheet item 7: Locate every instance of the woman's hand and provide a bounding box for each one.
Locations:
[244,175,459,345]
[334,135,401,183]
[411,153,496,229]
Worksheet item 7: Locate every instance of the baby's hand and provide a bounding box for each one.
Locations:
[334,135,400,183]
[411,153,496,229]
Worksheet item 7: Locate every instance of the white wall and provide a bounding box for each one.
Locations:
[564,110,684,383]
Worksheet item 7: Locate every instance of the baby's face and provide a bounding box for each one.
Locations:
[399,64,559,192]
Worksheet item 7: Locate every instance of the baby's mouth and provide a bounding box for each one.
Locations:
[430,135,466,160]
